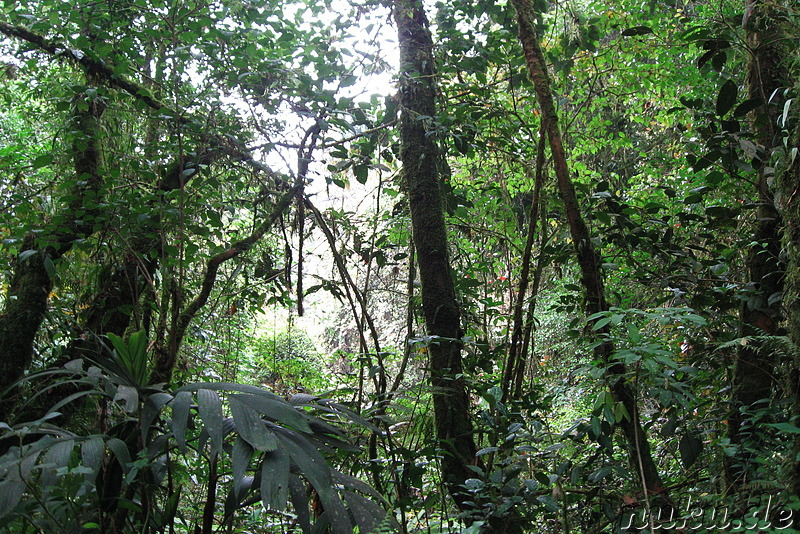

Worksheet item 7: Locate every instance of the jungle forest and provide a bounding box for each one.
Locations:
[0,0,799,532]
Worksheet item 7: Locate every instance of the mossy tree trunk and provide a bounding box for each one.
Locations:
[510,0,670,508]
[776,49,800,500]
[392,0,484,521]
[0,90,106,420]
[727,0,787,488]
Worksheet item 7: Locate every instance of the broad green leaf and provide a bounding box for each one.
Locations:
[768,422,800,434]
[106,437,131,474]
[170,391,193,453]
[733,98,762,118]
[234,393,311,433]
[621,26,653,37]
[128,331,149,383]
[197,389,224,454]
[592,316,611,330]
[476,446,498,457]
[0,480,25,519]
[230,395,278,451]
[332,470,383,501]
[114,384,139,413]
[261,448,290,510]
[614,402,629,423]
[18,250,38,262]
[42,256,56,280]
[679,432,703,468]
[141,392,173,443]
[81,436,104,483]
[716,79,738,117]
[41,438,74,490]
[275,429,351,534]
[288,473,312,534]
[231,437,254,502]
[342,490,388,534]
[32,154,53,169]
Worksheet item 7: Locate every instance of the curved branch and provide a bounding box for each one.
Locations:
[151,180,303,384]
[511,0,670,507]
[303,196,386,395]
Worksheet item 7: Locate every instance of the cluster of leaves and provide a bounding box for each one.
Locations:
[0,332,388,533]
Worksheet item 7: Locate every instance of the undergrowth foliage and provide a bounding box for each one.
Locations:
[1,0,800,531]
[0,332,389,533]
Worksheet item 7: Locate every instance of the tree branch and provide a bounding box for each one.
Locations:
[151,180,303,384]
[0,21,282,178]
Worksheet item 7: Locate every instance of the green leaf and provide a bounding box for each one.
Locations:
[260,448,290,510]
[141,392,173,443]
[113,384,139,413]
[733,98,762,118]
[716,79,738,117]
[679,432,703,468]
[0,480,25,519]
[230,395,278,451]
[768,422,800,434]
[590,416,602,438]
[197,389,224,454]
[354,163,368,184]
[18,250,38,262]
[782,98,794,128]
[332,470,383,501]
[81,436,104,483]
[276,429,351,534]
[43,256,56,280]
[106,437,132,474]
[231,437,254,502]
[621,26,653,37]
[342,490,388,534]
[41,438,74,490]
[234,393,311,433]
[32,154,53,169]
[592,316,612,330]
[127,331,149,384]
[288,474,312,533]
[170,391,192,453]
[614,402,629,423]
[476,446,498,456]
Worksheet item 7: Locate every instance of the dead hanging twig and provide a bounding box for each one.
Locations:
[302,196,387,397]
[294,120,324,317]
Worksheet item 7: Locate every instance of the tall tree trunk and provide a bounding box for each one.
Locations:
[783,134,800,501]
[393,0,481,517]
[773,27,800,500]
[727,0,787,488]
[503,126,546,401]
[510,0,669,507]
[0,90,106,420]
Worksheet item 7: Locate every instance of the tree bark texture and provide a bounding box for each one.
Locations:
[784,144,800,502]
[510,0,669,505]
[503,126,546,401]
[0,92,106,419]
[728,0,787,487]
[775,47,800,500]
[393,0,478,512]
